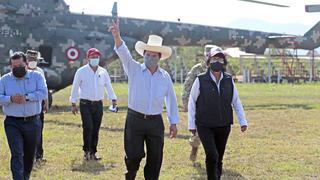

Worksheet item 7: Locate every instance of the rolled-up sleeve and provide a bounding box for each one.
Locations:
[232,81,248,126]
[165,78,179,125]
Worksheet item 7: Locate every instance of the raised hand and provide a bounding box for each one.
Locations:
[108,19,122,48]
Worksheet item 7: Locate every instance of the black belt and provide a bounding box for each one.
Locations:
[128,108,161,120]
[80,99,102,105]
[7,115,38,121]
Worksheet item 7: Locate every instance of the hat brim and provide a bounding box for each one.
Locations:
[135,41,172,60]
[26,55,39,61]
[209,52,226,59]
[87,52,101,58]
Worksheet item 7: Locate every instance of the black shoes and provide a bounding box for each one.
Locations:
[90,153,102,161]
[84,151,91,161]
[83,151,102,161]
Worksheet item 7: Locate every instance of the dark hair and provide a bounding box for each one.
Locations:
[10,51,26,64]
[143,50,162,59]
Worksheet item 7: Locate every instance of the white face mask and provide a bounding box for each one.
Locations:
[89,58,100,66]
[28,61,37,69]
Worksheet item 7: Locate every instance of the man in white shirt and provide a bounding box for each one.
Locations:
[188,45,248,180]
[109,20,179,180]
[70,48,117,161]
[26,50,48,164]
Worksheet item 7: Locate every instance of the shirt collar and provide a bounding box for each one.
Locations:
[86,64,101,72]
[209,71,223,84]
[142,63,163,75]
[12,71,30,80]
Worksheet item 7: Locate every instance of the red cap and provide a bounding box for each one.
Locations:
[86,48,101,58]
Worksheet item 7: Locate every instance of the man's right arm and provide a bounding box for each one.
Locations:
[114,42,140,76]
[69,70,80,104]
[0,78,11,105]
[110,19,140,76]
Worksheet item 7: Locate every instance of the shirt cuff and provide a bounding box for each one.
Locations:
[26,93,35,101]
[69,97,77,103]
[239,119,248,126]
[188,119,196,130]
[108,94,117,101]
[168,116,179,125]
[5,96,11,103]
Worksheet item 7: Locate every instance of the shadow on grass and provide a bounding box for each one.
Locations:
[48,105,186,113]
[70,159,117,175]
[49,105,129,113]
[45,119,191,140]
[244,103,313,110]
[191,163,247,180]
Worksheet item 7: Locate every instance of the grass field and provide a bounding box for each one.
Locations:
[0,83,319,180]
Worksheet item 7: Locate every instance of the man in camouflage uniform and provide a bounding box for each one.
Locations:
[182,63,207,112]
[183,63,206,162]
[182,45,214,162]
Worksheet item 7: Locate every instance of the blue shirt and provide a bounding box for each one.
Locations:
[115,42,179,125]
[0,71,48,117]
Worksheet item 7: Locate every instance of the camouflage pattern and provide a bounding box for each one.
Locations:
[0,0,320,94]
[182,63,207,110]
[189,134,201,148]
[189,133,201,162]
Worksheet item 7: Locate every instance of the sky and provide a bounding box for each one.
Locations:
[64,0,319,35]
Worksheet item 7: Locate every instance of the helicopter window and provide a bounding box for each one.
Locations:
[38,46,52,66]
[54,0,59,3]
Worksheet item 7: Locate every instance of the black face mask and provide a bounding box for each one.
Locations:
[12,66,27,78]
[210,62,224,72]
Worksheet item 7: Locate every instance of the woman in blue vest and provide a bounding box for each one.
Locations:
[188,45,248,180]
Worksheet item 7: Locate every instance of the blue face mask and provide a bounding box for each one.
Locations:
[144,55,159,69]
[89,58,100,66]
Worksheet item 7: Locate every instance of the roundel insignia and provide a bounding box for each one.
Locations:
[65,47,80,61]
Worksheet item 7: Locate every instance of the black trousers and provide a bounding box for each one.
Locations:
[4,116,41,180]
[79,99,103,153]
[36,100,45,159]
[197,125,231,180]
[124,109,164,180]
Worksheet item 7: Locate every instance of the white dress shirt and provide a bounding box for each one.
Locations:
[115,42,179,125]
[70,64,117,103]
[188,72,248,130]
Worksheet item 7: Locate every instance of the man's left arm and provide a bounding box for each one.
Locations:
[26,73,48,102]
[104,71,117,105]
[231,80,248,132]
[165,78,179,138]
[39,68,49,111]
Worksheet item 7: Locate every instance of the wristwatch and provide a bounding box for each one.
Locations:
[25,94,29,101]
